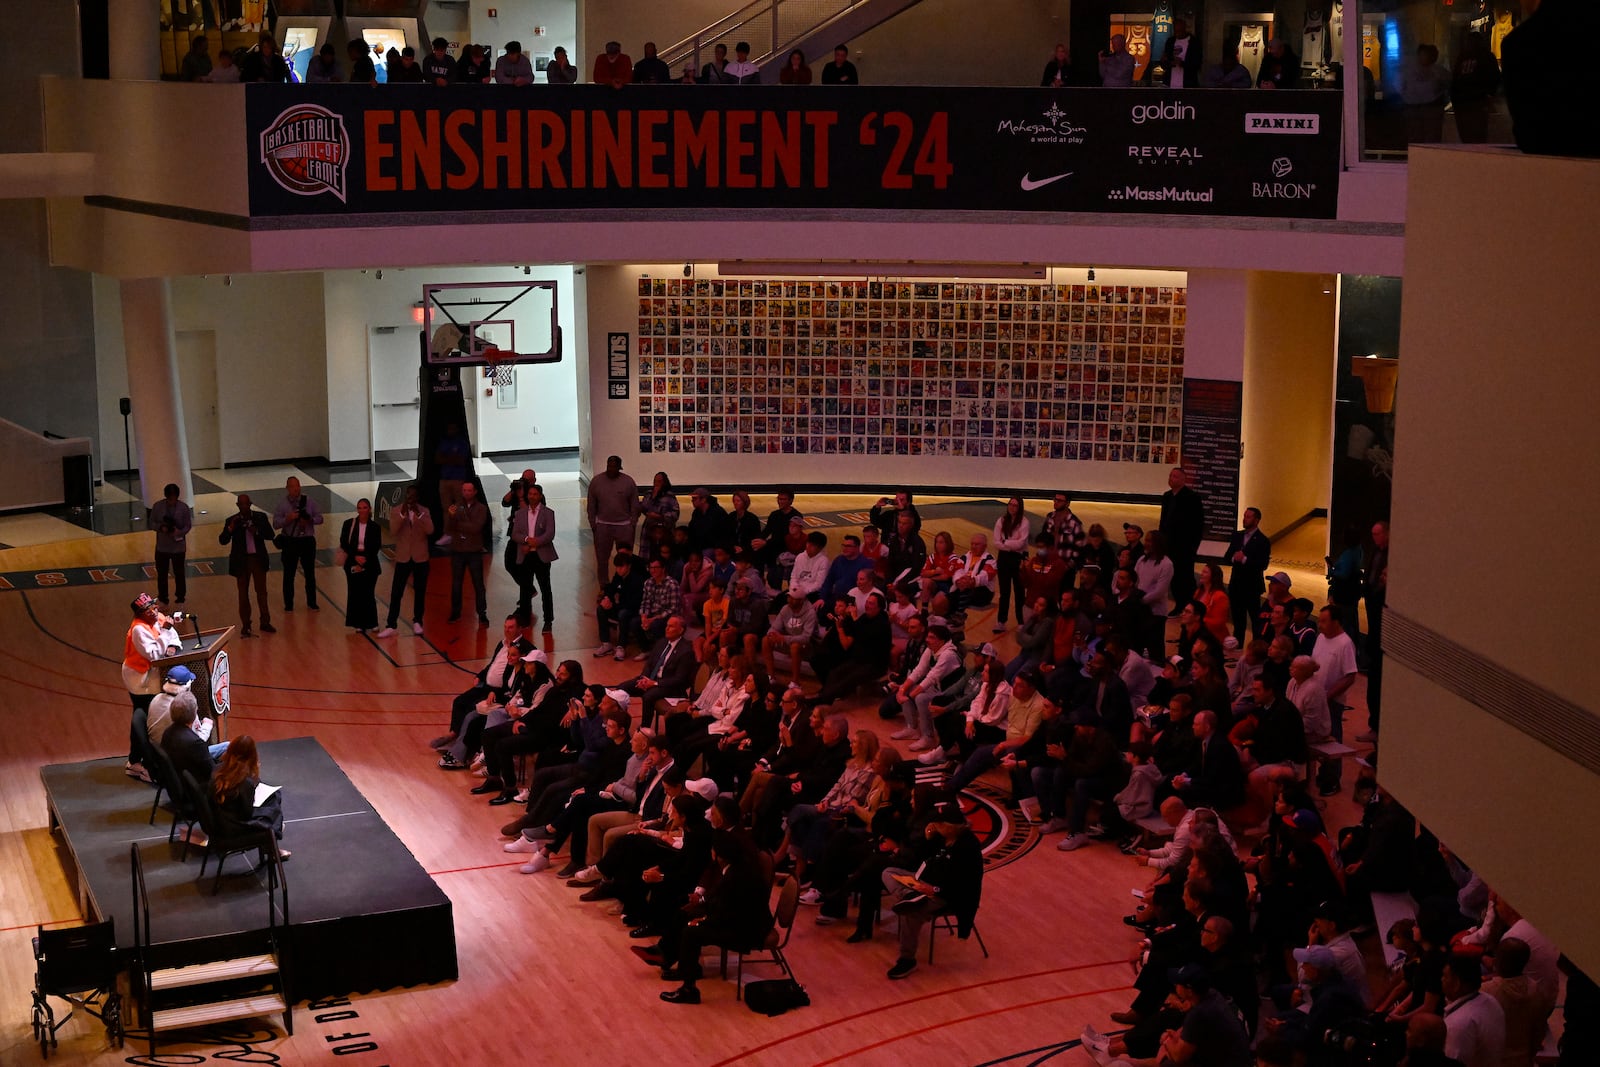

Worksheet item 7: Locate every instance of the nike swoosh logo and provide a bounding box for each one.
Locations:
[1020,171,1073,191]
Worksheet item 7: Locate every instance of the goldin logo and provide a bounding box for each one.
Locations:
[260,103,349,202]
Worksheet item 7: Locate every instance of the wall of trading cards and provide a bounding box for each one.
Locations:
[634,276,1188,464]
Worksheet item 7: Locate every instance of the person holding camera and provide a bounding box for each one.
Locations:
[220,494,277,637]
[272,476,323,612]
[149,482,192,606]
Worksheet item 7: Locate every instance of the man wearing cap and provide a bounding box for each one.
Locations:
[1270,943,1365,1049]
[1158,964,1253,1065]
[1255,570,1295,639]
[122,593,183,781]
[1225,506,1272,641]
[881,801,983,979]
[423,37,455,85]
[494,40,533,85]
[588,456,641,583]
[1307,899,1373,1005]
[724,41,760,83]
[1159,467,1206,614]
[219,494,276,637]
[147,665,197,750]
[763,588,819,686]
[593,40,633,87]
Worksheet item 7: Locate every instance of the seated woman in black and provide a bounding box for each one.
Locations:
[211,735,289,861]
[658,829,775,1004]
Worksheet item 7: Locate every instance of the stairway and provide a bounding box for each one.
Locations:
[148,953,288,1037]
[130,844,294,1057]
[659,0,927,80]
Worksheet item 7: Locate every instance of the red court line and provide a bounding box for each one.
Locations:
[808,984,1133,1067]
[0,918,80,934]
[427,860,526,876]
[705,958,1128,1067]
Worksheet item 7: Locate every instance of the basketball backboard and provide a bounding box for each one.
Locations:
[423,280,563,367]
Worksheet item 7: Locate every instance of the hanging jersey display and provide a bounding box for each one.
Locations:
[1121,21,1154,84]
[1237,24,1267,83]
[1303,7,1328,70]
[1490,10,1515,61]
[1329,1,1345,64]
[1151,1,1175,73]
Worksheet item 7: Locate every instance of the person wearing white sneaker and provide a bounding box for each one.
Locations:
[504,836,543,854]
[382,483,433,639]
[1048,708,1125,852]
[518,851,550,875]
[947,670,1048,794]
[893,624,962,754]
[594,552,644,660]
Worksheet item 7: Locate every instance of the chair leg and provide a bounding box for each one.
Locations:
[736,953,743,1001]
[148,786,164,826]
[212,851,228,894]
[971,922,990,958]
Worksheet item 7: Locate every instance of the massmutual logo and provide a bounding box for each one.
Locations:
[1253,157,1316,199]
[260,103,349,202]
[997,101,1086,144]
[1244,112,1321,135]
[1107,185,1214,204]
[1130,100,1196,125]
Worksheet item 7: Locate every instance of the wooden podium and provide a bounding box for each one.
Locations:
[152,625,236,741]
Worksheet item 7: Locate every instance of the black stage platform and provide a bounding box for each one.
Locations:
[42,737,457,1001]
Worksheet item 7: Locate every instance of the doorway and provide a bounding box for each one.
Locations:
[368,325,421,459]
[174,330,220,469]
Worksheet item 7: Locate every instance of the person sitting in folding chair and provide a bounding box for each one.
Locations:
[657,830,775,1004]
[880,800,984,979]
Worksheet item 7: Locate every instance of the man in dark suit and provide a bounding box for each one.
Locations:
[881,800,984,979]
[431,613,531,750]
[1108,567,1154,653]
[618,615,697,729]
[1174,710,1245,811]
[1225,507,1272,642]
[1159,468,1206,614]
[657,831,775,1003]
[218,494,276,637]
[162,698,220,795]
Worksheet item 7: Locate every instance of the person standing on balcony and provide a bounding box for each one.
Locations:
[1154,18,1201,88]
[495,41,534,86]
[180,37,212,82]
[780,50,813,85]
[633,42,671,84]
[1041,42,1072,87]
[725,41,760,84]
[1098,35,1135,88]
[699,43,734,84]
[347,38,376,86]
[594,41,634,88]
[424,37,456,86]
[821,44,858,84]
[546,46,577,84]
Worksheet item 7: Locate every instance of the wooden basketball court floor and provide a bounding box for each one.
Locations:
[0,488,1356,1066]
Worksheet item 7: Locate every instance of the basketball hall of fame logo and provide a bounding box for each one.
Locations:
[260,103,349,202]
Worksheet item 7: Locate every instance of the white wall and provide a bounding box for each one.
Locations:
[471,0,578,79]
[1384,146,1600,976]
[95,272,329,472]
[583,261,1227,492]
[322,265,579,462]
[848,0,1068,85]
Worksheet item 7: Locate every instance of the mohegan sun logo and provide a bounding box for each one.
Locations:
[260,103,349,202]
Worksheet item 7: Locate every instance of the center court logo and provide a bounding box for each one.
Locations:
[260,103,349,202]
[996,101,1087,144]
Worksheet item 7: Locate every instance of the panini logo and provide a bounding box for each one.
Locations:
[260,103,349,202]
[1245,112,1320,135]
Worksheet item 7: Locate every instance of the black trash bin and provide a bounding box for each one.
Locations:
[63,453,94,509]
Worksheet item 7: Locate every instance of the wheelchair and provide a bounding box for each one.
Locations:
[29,919,124,1058]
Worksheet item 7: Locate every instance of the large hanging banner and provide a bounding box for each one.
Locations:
[245,84,1341,220]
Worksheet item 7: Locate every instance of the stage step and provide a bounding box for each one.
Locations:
[151,992,287,1033]
[150,953,279,991]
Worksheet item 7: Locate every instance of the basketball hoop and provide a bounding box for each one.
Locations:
[481,348,517,394]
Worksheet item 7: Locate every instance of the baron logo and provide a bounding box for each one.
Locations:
[1271,156,1295,178]
[1245,112,1321,135]
[996,101,1087,145]
[259,103,349,202]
